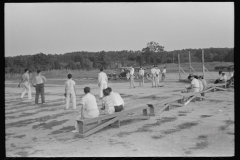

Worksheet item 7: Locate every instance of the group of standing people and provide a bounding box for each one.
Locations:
[150,65,166,88]
[18,69,47,104]
[126,65,167,88]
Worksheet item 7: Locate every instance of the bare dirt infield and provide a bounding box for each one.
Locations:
[5,73,234,157]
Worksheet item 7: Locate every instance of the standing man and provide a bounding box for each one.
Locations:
[151,65,157,87]
[98,68,108,99]
[129,66,135,88]
[161,66,167,82]
[138,67,145,87]
[155,66,161,87]
[32,70,47,104]
[18,69,32,101]
[64,74,77,110]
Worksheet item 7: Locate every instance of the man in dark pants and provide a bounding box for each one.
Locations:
[107,87,124,112]
[32,70,47,104]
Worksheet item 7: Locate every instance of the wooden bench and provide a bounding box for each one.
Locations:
[204,83,227,93]
[76,104,154,138]
[147,96,184,115]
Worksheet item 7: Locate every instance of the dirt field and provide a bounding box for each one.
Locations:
[5,72,234,157]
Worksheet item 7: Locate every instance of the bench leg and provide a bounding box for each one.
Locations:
[178,98,184,104]
[143,108,148,116]
[111,119,120,128]
[147,104,155,116]
[163,104,170,111]
[77,121,85,134]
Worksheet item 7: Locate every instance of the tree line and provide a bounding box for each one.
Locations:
[5,41,234,74]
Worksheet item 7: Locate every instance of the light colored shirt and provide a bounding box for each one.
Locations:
[81,93,98,111]
[98,72,108,84]
[223,75,227,82]
[109,92,125,106]
[155,68,161,75]
[139,69,144,76]
[35,75,47,84]
[102,96,115,114]
[65,79,76,91]
[22,73,29,83]
[130,68,134,75]
[219,74,223,80]
[191,78,200,88]
[151,68,156,75]
[198,79,203,92]
[162,68,166,74]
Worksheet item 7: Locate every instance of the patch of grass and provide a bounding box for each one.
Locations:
[224,120,234,125]
[185,150,192,154]
[116,131,132,137]
[200,115,212,118]
[178,110,190,114]
[227,132,234,135]
[208,99,223,103]
[120,119,135,126]
[219,125,228,131]
[177,122,199,130]
[10,143,16,147]
[178,114,187,116]
[134,127,153,133]
[13,134,26,138]
[32,119,69,130]
[15,151,29,157]
[151,135,165,139]
[162,128,180,135]
[50,126,75,135]
[197,135,208,140]
[32,137,37,141]
[192,141,208,150]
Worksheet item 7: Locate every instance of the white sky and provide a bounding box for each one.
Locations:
[5,2,234,57]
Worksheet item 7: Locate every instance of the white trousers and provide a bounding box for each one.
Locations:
[21,82,32,99]
[66,90,76,109]
[99,81,107,98]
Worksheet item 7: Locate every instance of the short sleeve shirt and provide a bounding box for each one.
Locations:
[102,96,115,114]
[155,68,161,75]
[162,68,166,74]
[151,68,156,75]
[81,93,98,111]
[191,78,200,88]
[130,68,134,75]
[139,69,144,76]
[65,79,76,91]
[109,92,124,106]
[22,73,29,83]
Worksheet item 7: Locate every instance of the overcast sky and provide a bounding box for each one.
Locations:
[5,2,234,57]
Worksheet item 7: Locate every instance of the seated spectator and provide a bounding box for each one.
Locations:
[195,76,203,92]
[72,87,99,133]
[214,71,223,84]
[199,76,207,91]
[186,75,200,93]
[100,89,115,115]
[107,87,125,112]
[222,73,228,83]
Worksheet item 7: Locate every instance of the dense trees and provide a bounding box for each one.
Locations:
[5,42,234,74]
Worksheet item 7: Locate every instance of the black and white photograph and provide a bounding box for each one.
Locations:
[5,2,234,157]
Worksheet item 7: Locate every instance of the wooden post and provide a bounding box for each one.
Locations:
[178,54,181,81]
[173,52,174,71]
[189,51,191,75]
[202,49,205,79]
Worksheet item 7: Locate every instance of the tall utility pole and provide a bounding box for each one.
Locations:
[173,52,174,71]
[202,49,205,79]
[189,51,191,75]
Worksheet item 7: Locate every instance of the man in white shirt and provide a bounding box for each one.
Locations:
[199,76,207,91]
[186,75,200,92]
[151,65,157,87]
[195,76,203,92]
[64,74,76,109]
[138,67,145,86]
[32,70,47,104]
[98,68,108,98]
[107,87,124,112]
[222,73,228,82]
[161,66,166,82]
[72,87,99,133]
[155,66,161,87]
[18,69,31,101]
[129,66,135,88]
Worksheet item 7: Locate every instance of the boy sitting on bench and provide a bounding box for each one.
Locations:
[100,89,115,115]
[72,87,99,133]
[107,87,125,112]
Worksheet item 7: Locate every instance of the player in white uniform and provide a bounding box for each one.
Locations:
[98,68,108,98]
[18,69,32,101]
[64,74,76,109]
